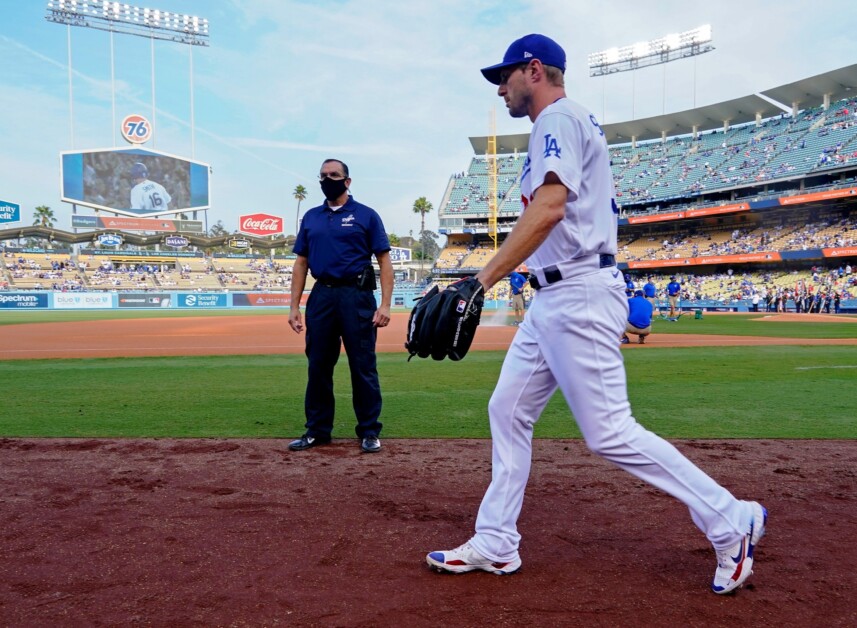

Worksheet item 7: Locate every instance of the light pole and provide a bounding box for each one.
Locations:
[588,25,714,120]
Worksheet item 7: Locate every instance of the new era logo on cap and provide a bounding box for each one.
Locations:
[480,33,567,85]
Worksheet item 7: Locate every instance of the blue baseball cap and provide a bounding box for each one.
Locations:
[130,162,148,179]
[481,34,566,85]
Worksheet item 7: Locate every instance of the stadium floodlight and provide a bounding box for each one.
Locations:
[45,0,209,46]
[588,24,713,76]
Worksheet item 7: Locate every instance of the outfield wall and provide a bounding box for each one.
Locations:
[1,291,855,313]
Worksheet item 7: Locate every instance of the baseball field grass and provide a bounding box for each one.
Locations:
[2,345,855,439]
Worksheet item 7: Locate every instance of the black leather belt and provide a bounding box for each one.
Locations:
[528,254,616,290]
[318,276,360,288]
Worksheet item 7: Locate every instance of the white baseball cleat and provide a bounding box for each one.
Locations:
[711,501,767,594]
[426,541,521,575]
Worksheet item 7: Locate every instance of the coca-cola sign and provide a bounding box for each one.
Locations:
[239,213,283,236]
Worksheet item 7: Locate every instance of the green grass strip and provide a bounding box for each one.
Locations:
[2,346,855,439]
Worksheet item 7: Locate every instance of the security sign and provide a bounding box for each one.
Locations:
[121,114,152,144]
[0,199,20,224]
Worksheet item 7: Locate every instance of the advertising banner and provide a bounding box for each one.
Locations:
[685,202,749,218]
[627,251,782,269]
[389,246,412,262]
[71,215,204,233]
[779,187,857,206]
[0,293,48,309]
[232,293,290,307]
[238,213,283,236]
[53,292,112,309]
[0,199,20,224]
[177,293,227,308]
[117,293,172,308]
[627,211,685,224]
[823,246,857,258]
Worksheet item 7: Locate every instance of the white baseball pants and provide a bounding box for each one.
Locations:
[470,266,753,562]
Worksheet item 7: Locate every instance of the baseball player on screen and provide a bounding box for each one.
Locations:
[426,34,766,595]
[129,162,172,211]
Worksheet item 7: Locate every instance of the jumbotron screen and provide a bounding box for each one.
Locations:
[60,147,210,218]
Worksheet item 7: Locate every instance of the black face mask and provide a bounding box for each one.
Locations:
[320,177,348,202]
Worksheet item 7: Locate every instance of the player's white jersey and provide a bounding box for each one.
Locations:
[130,180,172,211]
[520,98,618,270]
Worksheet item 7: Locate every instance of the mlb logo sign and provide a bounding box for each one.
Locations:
[456,299,467,314]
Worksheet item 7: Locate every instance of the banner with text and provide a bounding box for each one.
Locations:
[627,251,782,269]
[0,293,48,309]
[177,293,228,308]
[53,292,112,309]
[232,293,290,307]
[117,293,173,308]
[72,215,204,232]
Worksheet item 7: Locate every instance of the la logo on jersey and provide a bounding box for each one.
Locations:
[543,134,561,158]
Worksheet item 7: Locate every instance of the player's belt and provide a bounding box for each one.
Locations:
[528,254,616,290]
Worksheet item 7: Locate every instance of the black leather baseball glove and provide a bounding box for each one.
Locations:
[405,277,485,361]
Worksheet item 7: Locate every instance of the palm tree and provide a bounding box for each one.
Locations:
[293,184,308,236]
[33,205,55,228]
[412,196,433,279]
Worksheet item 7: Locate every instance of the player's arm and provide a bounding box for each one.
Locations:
[130,186,141,210]
[475,172,566,290]
[373,250,393,327]
[160,184,172,209]
[288,255,309,333]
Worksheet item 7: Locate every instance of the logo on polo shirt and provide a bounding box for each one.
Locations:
[341,214,355,227]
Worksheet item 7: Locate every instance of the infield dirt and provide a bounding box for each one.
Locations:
[1,313,855,625]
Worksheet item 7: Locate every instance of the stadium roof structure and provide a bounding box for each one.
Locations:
[470,63,857,152]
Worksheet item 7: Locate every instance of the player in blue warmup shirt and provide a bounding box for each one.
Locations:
[622,290,653,344]
[508,271,527,325]
[643,276,657,311]
[666,276,682,320]
[624,273,635,297]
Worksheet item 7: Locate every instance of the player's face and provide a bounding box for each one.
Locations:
[497,63,531,119]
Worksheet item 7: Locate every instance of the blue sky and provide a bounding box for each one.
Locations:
[1,0,855,240]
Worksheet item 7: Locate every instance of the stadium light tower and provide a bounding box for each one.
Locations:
[588,25,714,120]
[45,0,209,152]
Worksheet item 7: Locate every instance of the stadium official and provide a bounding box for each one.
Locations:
[288,159,393,454]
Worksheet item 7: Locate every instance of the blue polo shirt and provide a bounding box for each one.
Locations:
[509,272,526,295]
[628,295,653,329]
[667,280,681,296]
[293,195,390,280]
[643,281,657,298]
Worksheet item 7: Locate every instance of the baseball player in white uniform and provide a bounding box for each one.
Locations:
[129,162,171,211]
[426,34,766,595]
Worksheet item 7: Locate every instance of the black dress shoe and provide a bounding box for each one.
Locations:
[288,434,330,451]
[361,436,381,453]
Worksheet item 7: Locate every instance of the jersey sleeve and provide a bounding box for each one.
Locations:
[528,111,583,202]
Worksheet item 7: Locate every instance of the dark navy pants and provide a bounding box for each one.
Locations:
[303,283,382,439]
